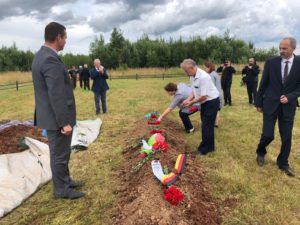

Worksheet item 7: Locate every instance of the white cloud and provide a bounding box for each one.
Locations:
[0,0,299,54]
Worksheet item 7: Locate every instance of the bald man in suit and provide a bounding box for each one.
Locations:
[255,37,300,177]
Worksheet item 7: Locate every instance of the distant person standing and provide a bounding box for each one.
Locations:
[90,59,109,114]
[181,59,219,155]
[255,37,300,177]
[80,64,90,90]
[68,65,78,89]
[242,57,260,104]
[78,65,83,88]
[32,22,85,199]
[217,59,236,106]
[204,62,223,127]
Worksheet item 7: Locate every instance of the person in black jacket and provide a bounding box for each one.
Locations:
[255,37,300,177]
[242,57,260,104]
[68,65,78,89]
[217,59,236,106]
[90,59,109,114]
[80,64,90,90]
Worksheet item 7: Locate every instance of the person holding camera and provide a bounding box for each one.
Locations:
[217,59,236,106]
[242,57,260,104]
[90,59,109,114]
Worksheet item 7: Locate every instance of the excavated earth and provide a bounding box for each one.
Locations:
[111,118,226,225]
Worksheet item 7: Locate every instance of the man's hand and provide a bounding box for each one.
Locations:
[61,124,72,135]
[256,107,263,113]
[182,99,192,107]
[280,95,288,104]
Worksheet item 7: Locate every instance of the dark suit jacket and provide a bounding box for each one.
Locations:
[90,67,109,92]
[255,55,300,118]
[217,66,236,85]
[242,65,260,83]
[80,68,90,79]
[32,46,76,130]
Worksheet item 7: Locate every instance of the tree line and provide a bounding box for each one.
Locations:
[0,29,278,72]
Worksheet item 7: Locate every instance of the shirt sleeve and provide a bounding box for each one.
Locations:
[169,94,183,109]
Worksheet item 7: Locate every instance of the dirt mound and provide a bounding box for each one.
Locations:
[0,124,47,154]
[112,118,222,225]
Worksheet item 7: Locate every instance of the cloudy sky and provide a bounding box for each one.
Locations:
[0,0,299,55]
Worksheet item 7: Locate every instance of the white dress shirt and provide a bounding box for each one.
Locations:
[281,55,294,79]
[190,68,219,103]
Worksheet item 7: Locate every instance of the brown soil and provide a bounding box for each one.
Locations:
[0,124,48,154]
[112,118,223,225]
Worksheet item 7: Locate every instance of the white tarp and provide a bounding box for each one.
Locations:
[0,137,51,218]
[71,118,102,150]
[0,118,102,218]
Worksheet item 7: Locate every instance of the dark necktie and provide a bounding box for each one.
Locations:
[283,61,289,84]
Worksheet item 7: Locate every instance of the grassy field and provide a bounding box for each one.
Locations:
[1,68,300,225]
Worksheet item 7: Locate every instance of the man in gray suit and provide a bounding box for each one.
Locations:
[32,22,85,199]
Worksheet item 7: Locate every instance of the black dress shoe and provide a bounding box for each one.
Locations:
[197,151,207,156]
[70,180,85,188]
[256,155,265,166]
[55,190,85,200]
[279,167,295,177]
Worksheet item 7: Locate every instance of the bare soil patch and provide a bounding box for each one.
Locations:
[112,118,223,225]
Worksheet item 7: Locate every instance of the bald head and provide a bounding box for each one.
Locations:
[280,37,296,59]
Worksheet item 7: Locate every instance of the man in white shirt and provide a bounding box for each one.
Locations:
[181,59,220,155]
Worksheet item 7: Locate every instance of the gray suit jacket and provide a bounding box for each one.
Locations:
[32,46,76,130]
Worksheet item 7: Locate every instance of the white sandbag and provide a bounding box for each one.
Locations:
[0,137,51,218]
[71,118,102,150]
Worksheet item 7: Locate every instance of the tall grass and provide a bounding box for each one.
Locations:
[0,67,299,225]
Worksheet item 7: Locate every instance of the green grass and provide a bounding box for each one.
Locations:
[1,71,300,225]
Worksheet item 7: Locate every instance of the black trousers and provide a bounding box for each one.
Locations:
[179,109,197,131]
[198,98,219,154]
[47,129,73,195]
[72,77,77,89]
[256,106,295,168]
[83,78,90,90]
[79,78,83,88]
[246,82,257,104]
[221,82,232,105]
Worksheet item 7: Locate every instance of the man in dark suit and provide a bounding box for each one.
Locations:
[242,57,260,104]
[90,59,109,114]
[217,59,236,106]
[32,22,85,199]
[255,37,300,177]
[80,64,90,90]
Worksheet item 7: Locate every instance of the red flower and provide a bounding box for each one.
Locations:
[188,106,198,113]
[152,141,168,153]
[163,186,184,206]
[150,114,157,119]
[147,121,160,125]
[150,129,162,134]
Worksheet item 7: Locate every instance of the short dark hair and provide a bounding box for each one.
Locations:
[44,22,66,42]
[204,62,215,73]
[164,83,177,92]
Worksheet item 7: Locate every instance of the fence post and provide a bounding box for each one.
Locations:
[162,73,165,80]
[109,73,112,81]
[136,73,138,80]
[16,81,18,91]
